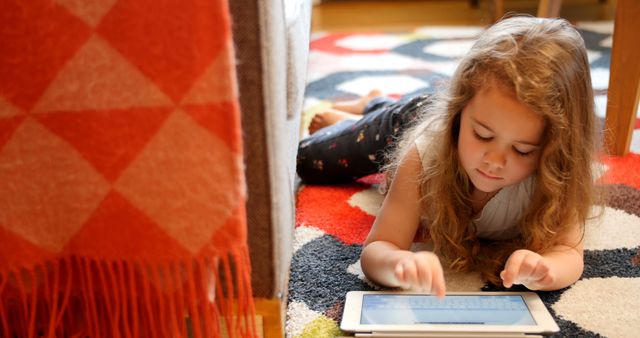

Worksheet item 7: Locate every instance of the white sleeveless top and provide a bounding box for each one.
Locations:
[415,135,535,240]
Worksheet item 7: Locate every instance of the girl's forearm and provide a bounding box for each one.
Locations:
[360,241,408,287]
[540,246,584,290]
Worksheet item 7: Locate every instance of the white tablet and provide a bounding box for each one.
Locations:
[341,291,559,337]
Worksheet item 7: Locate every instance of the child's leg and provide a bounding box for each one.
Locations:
[308,90,383,135]
[297,93,433,184]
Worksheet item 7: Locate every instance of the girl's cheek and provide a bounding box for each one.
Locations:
[517,157,539,175]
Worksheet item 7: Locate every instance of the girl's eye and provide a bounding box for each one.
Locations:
[514,147,534,157]
[473,130,492,141]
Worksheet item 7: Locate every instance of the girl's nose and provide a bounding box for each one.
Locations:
[483,148,506,169]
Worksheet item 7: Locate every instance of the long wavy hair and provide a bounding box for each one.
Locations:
[384,16,600,285]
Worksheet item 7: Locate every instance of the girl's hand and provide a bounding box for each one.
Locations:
[394,251,446,298]
[500,249,555,290]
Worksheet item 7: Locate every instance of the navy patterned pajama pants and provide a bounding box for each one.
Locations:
[296,94,433,184]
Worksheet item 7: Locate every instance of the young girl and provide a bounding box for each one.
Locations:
[296,16,600,294]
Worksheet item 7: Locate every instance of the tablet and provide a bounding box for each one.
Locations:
[341,291,559,337]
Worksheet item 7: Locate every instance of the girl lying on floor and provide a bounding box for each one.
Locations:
[296,15,600,295]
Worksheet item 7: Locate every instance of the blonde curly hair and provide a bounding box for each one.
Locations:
[385,15,600,285]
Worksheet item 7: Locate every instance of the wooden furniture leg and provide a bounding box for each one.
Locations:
[604,0,640,156]
[537,0,562,17]
[492,0,504,22]
[492,0,561,22]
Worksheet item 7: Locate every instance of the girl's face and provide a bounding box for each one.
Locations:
[458,81,546,193]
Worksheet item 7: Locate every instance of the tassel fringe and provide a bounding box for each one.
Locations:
[0,247,257,338]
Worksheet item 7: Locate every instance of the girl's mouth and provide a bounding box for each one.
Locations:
[477,169,502,180]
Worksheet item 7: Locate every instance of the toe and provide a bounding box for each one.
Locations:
[308,121,319,134]
[368,89,382,97]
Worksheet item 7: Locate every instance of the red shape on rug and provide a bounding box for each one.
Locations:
[310,33,391,55]
[602,153,640,189]
[357,173,385,185]
[632,248,640,266]
[296,183,375,245]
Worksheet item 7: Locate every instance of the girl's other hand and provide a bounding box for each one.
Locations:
[500,249,555,290]
[394,251,446,298]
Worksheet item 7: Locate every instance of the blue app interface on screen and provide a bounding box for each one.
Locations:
[361,295,536,325]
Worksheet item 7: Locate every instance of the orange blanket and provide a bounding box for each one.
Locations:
[0,1,254,337]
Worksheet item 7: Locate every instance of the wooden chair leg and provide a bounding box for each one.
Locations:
[605,0,640,156]
[492,0,504,22]
[537,0,562,17]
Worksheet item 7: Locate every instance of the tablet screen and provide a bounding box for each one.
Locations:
[361,294,536,325]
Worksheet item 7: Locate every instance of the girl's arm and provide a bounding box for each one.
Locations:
[360,145,446,297]
[501,223,584,291]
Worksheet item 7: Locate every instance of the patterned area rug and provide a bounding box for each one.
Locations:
[287,23,640,338]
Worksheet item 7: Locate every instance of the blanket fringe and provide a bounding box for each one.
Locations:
[0,247,256,338]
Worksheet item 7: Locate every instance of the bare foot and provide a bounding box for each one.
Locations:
[332,89,383,115]
[308,109,361,135]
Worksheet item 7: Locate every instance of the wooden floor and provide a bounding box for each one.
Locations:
[312,0,617,32]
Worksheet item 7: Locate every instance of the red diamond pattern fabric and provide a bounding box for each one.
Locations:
[0,0,92,111]
[0,1,255,337]
[35,107,173,182]
[97,0,227,102]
